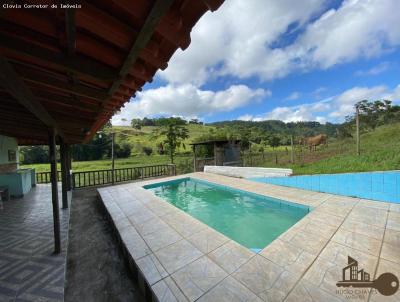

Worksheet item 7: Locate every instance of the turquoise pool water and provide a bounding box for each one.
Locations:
[144,178,310,250]
[248,171,400,203]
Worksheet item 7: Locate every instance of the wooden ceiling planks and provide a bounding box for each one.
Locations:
[0,0,224,145]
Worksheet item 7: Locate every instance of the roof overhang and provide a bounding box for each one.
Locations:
[0,0,224,145]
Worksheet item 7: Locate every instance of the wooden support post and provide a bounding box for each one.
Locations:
[60,139,68,209]
[356,105,360,156]
[291,135,294,163]
[49,129,61,254]
[213,142,217,166]
[65,144,72,190]
[111,132,115,185]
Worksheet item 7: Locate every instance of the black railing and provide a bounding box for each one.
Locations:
[35,164,175,188]
[36,171,62,184]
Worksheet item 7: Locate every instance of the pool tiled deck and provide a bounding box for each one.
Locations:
[98,172,400,302]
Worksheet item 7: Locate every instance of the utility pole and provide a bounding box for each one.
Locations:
[111,132,115,184]
[356,105,360,156]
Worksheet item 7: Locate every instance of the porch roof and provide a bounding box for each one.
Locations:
[0,0,224,145]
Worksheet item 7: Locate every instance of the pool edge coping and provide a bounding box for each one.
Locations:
[97,172,400,302]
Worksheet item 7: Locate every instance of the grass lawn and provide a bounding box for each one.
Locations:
[22,154,193,174]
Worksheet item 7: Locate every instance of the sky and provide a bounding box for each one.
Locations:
[112,0,400,126]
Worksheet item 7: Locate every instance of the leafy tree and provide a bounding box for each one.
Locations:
[114,143,131,158]
[131,118,142,130]
[152,117,189,163]
[20,146,49,164]
[142,146,153,156]
[268,135,281,149]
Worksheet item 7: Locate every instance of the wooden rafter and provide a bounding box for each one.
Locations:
[65,8,76,56]
[0,32,118,81]
[0,56,65,137]
[17,66,109,101]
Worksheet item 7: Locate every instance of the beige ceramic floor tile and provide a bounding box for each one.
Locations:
[142,225,182,252]
[197,276,262,302]
[384,229,400,248]
[186,227,230,254]
[319,240,378,264]
[285,279,343,302]
[134,216,169,236]
[306,210,345,227]
[119,225,151,260]
[332,228,382,256]
[390,204,400,213]
[171,256,227,301]
[387,212,400,231]
[347,206,387,228]
[152,277,188,302]
[208,241,254,274]
[162,212,207,238]
[296,219,339,239]
[136,253,168,286]
[232,255,287,300]
[260,238,317,275]
[356,199,390,210]
[340,218,385,241]
[380,242,400,264]
[370,259,400,302]
[155,239,203,274]
[280,229,329,255]
[316,202,352,218]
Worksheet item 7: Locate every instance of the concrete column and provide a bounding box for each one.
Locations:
[60,139,68,209]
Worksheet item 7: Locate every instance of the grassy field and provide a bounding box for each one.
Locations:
[21,123,400,175]
[111,124,215,154]
[252,123,400,174]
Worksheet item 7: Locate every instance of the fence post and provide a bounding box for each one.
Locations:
[291,135,294,163]
[356,105,360,156]
[72,172,75,189]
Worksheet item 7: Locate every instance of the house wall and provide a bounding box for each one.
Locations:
[0,135,19,173]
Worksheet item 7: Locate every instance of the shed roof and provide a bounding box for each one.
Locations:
[0,0,224,145]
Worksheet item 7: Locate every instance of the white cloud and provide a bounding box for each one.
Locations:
[160,0,328,84]
[285,92,301,101]
[238,114,254,121]
[112,84,268,125]
[329,86,388,118]
[159,0,400,85]
[241,84,400,123]
[355,62,391,76]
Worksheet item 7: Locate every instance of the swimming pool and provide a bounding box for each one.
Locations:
[248,171,400,203]
[144,178,310,251]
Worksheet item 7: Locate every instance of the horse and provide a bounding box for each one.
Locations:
[301,134,327,151]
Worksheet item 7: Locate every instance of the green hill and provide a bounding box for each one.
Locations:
[111,124,216,154]
[258,122,400,175]
[21,122,400,176]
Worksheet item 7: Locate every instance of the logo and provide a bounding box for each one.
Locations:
[336,256,399,296]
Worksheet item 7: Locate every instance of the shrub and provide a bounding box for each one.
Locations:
[142,146,153,156]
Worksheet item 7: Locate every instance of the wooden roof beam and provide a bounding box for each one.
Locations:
[17,67,109,101]
[0,32,118,81]
[0,56,65,138]
[65,8,76,56]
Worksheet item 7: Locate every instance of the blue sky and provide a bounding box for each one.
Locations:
[113,0,400,125]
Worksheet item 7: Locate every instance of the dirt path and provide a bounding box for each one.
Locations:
[64,188,143,302]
